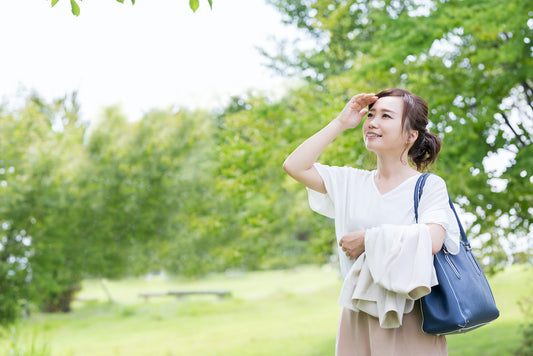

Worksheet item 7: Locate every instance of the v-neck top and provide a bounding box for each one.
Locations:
[308,163,460,278]
[371,170,420,197]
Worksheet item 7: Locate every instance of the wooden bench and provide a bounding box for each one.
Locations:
[138,290,231,302]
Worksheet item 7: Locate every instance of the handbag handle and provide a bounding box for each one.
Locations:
[414,173,469,247]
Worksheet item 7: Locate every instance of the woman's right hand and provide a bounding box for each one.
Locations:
[339,230,366,260]
[336,93,378,129]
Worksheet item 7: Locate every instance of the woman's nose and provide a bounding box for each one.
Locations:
[368,118,379,129]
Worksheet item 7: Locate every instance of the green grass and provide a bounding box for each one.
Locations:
[446,264,533,356]
[0,264,531,356]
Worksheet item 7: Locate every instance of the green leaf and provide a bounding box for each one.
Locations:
[70,0,80,16]
[208,0,213,9]
[51,0,60,7]
[116,0,124,3]
[131,0,135,4]
[189,0,199,12]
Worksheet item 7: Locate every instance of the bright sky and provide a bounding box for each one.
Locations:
[0,0,294,121]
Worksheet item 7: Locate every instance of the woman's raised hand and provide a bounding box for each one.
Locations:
[336,93,378,129]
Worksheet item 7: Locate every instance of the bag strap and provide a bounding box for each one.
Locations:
[414,173,469,246]
[414,173,431,223]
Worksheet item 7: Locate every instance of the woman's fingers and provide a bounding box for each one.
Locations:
[350,93,378,112]
[340,230,366,260]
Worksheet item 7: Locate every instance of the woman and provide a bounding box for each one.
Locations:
[283,88,460,355]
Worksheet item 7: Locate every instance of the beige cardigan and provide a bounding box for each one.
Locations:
[338,224,438,328]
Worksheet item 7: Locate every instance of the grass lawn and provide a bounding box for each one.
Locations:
[1,264,531,355]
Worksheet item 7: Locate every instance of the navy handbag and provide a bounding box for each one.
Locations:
[414,173,500,335]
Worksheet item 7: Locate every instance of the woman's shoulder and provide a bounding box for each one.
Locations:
[424,173,448,190]
[314,163,373,186]
[315,162,373,178]
[418,173,450,202]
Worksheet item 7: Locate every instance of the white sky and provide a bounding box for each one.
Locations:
[0,0,294,121]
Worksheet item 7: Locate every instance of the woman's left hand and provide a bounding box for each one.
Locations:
[339,231,365,260]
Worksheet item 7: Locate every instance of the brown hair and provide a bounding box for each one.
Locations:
[368,88,441,171]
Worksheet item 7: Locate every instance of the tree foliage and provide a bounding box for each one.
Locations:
[0,93,85,319]
[0,95,222,318]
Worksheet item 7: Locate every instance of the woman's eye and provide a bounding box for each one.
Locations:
[367,113,374,118]
[383,114,391,119]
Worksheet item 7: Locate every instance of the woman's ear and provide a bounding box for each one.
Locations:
[407,130,418,145]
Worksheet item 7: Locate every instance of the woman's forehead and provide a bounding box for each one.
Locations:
[371,96,403,114]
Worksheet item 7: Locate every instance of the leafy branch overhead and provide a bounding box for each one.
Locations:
[51,0,212,16]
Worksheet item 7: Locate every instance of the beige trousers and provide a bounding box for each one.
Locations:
[335,301,447,356]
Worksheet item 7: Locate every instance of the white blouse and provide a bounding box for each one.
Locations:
[307,163,460,278]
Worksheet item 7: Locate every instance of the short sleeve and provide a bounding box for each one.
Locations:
[307,189,335,218]
[417,175,461,254]
[306,163,355,219]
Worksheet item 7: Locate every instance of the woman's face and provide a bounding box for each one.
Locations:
[363,96,410,154]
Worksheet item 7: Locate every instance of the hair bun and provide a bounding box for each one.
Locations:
[410,131,441,171]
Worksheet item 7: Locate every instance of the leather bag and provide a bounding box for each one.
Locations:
[414,173,500,335]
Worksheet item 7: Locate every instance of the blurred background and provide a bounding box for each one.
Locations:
[0,0,531,355]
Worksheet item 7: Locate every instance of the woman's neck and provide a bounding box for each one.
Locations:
[375,153,417,180]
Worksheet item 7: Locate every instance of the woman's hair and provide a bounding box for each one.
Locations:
[369,88,441,171]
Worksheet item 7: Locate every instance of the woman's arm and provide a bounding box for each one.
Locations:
[282,93,378,193]
[426,223,445,254]
[340,224,445,260]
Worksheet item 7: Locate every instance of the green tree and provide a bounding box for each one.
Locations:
[70,105,221,278]
[0,96,223,319]
[0,93,86,315]
[211,90,349,271]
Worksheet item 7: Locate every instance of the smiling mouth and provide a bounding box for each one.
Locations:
[367,133,382,138]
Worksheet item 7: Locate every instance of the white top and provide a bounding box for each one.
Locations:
[307,163,461,278]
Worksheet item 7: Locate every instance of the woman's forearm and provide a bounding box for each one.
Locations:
[283,119,345,177]
[426,223,446,254]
